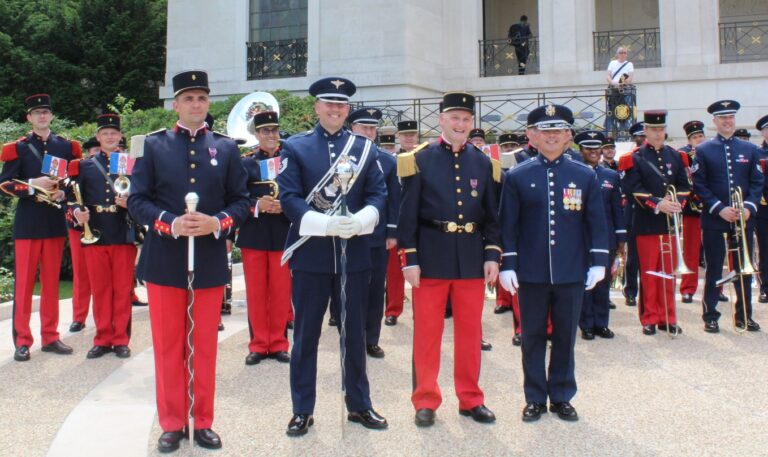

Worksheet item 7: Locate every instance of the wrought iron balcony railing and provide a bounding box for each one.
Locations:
[720,20,768,63]
[479,38,539,77]
[593,28,661,71]
[246,38,308,80]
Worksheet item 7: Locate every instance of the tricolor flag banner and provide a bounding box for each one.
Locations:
[41,154,68,178]
[481,144,500,161]
[110,152,135,175]
[259,156,281,180]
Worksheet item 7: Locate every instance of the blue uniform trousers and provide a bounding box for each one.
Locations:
[290,270,373,414]
[702,228,754,322]
[365,246,387,345]
[580,251,615,330]
[624,230,639,299]
[756,219,768,295]
[519,282,583,404]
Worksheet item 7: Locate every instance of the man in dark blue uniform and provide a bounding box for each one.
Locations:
[620,111,690,336]
[693,100,764,333]
[499,104,608,422]
[128,70,250,452]
[622,121,646,307]
[69,114,137,359]
[600,136,618,170]
[575,130,625,340]
[755,114,768,303]
[398,91,501,427]
[678,121,706,303]
[0,93,81,361]
[278,77,388,436]
[468,127,487,148]
[347,107,399,359]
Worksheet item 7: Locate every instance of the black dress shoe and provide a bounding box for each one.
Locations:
[328,316,338,327]
[512,334,522,346]
[642,324,656,336]
[522,402,547,422]
[384,316,397,326]
[735,319,761,332]
[459,404,496,423]
[681,293,693,303]
[287,320,294,330]
[625,296,637,307]
[132,299,148,307]
[14,345,30,362]
[348,409,388,429]
[760,292,768,303]
[87,345,112,359]
[550,402,579,421]
[157,430,186,453]
[718,293,729,302]
[366,345,385,358]
[193,428,222,449]
[69,321,85,332]
[608,300,617,309]
[594,327,615,339]
[480,339,492,351]
[445,308,453,319]
[581,329,595,340]
[245,352,267,365]
[113,345,131,358]
[414,408,435,427]
[218,322,225,331]
[657,323,683,335]
[704,320,720,333]
[42,340,73,355]
[286,414,313,437]
[494,305,512,314]
[271,351,291,363]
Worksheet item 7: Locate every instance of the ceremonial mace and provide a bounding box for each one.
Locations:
[335,155,354,432]
[185,192,199,443]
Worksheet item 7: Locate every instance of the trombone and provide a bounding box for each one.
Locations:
[718,187,754,334]
[70,182,101,245]
[654,185,691,337]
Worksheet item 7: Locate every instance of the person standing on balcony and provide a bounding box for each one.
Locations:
[508,15,532,75]
[605,47,635,137]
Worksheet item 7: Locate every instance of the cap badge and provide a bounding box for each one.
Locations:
[722,101,730,107]
[545,104,556,117]
[568,182,576,188]
[367,109,377,116]
[331,79,345,89]
[588,132,597,138]
[191,74,197,81]
[37,98,41,103]
[462,97,467,103]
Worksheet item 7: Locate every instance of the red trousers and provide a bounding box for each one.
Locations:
[68,230,92,323]
[242,249,291,354]
[13,237,65,347]
[147,283,224,432]
[679,215,701,295]
[412,278,484,411]
[636,234,678,325]
[385,247,405,317]
[84,244,136,346]
[496,279,522,335]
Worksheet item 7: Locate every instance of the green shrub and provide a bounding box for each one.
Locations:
[0,266,13,302]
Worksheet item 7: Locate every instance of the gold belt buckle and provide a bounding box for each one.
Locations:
[445,222,458,232]
[464,222,475,233]
[95,206,104,213]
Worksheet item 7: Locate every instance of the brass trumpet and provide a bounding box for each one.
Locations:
[113,175,130,197]
[71,182,101,245]
[14,179,62,209]
[720,187,754,333]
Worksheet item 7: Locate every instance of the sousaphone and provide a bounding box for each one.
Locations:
[226,91,280,148]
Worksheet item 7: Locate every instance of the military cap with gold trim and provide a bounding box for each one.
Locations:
[643,110,667,127]
[734,128,751,140]
[172,70,210,96]
[707,99,740,116]
[397,120,418,133]
[441,92,475,114]
[469,128,485,139]
[601,136,615,148]
[756,114,768,131]
[379,134,396,145]
[309,77,356,103]
[348,107,382,125]
[527,103,573,130]
[574,130,605,149]
[683,120,704,138]
[629,122,645,137]
[497,133,519,146]
[248,110,279,135]
[25,93,52,113]
[96,113,121,131]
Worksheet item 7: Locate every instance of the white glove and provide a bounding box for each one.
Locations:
[337,215,363,239]
[585,266,606,291]
[325,215,350,237]
[499,270,519,294]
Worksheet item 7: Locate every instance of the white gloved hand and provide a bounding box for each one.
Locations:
[337,215,363,239]
[499,270,519,294]
[325,215,350,237]
[585,266,606,290]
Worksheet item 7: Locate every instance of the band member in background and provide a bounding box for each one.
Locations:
[278,77,388,436]
[734,128,752,142]
[499,104,608,423]
[678,121,706,303]
[468,128,486,148]
[693,100,763,333]
[0,93,81,362]
[398,91,501,427]
[600,136,618,170]
[620,110,690,336]
[498,132,521,152]
[755,114,768,303]
[237,110,292,366]
[622,121,646,307]
[384,120,419,326]
[575,130,625,340]
[70,114,136,359]
[128,70,250,452]
[379,133,397,154]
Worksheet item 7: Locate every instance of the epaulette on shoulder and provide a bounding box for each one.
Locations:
[71,140,82,159]
[490,158,501,183]
[67,158,81,177]
[618,153,635,171]
[679,150,690,167]
[1,142,18,162]
[397,141,429,178]
[212,131,235,140]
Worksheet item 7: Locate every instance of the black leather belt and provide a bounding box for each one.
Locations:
[420,219,479,233]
